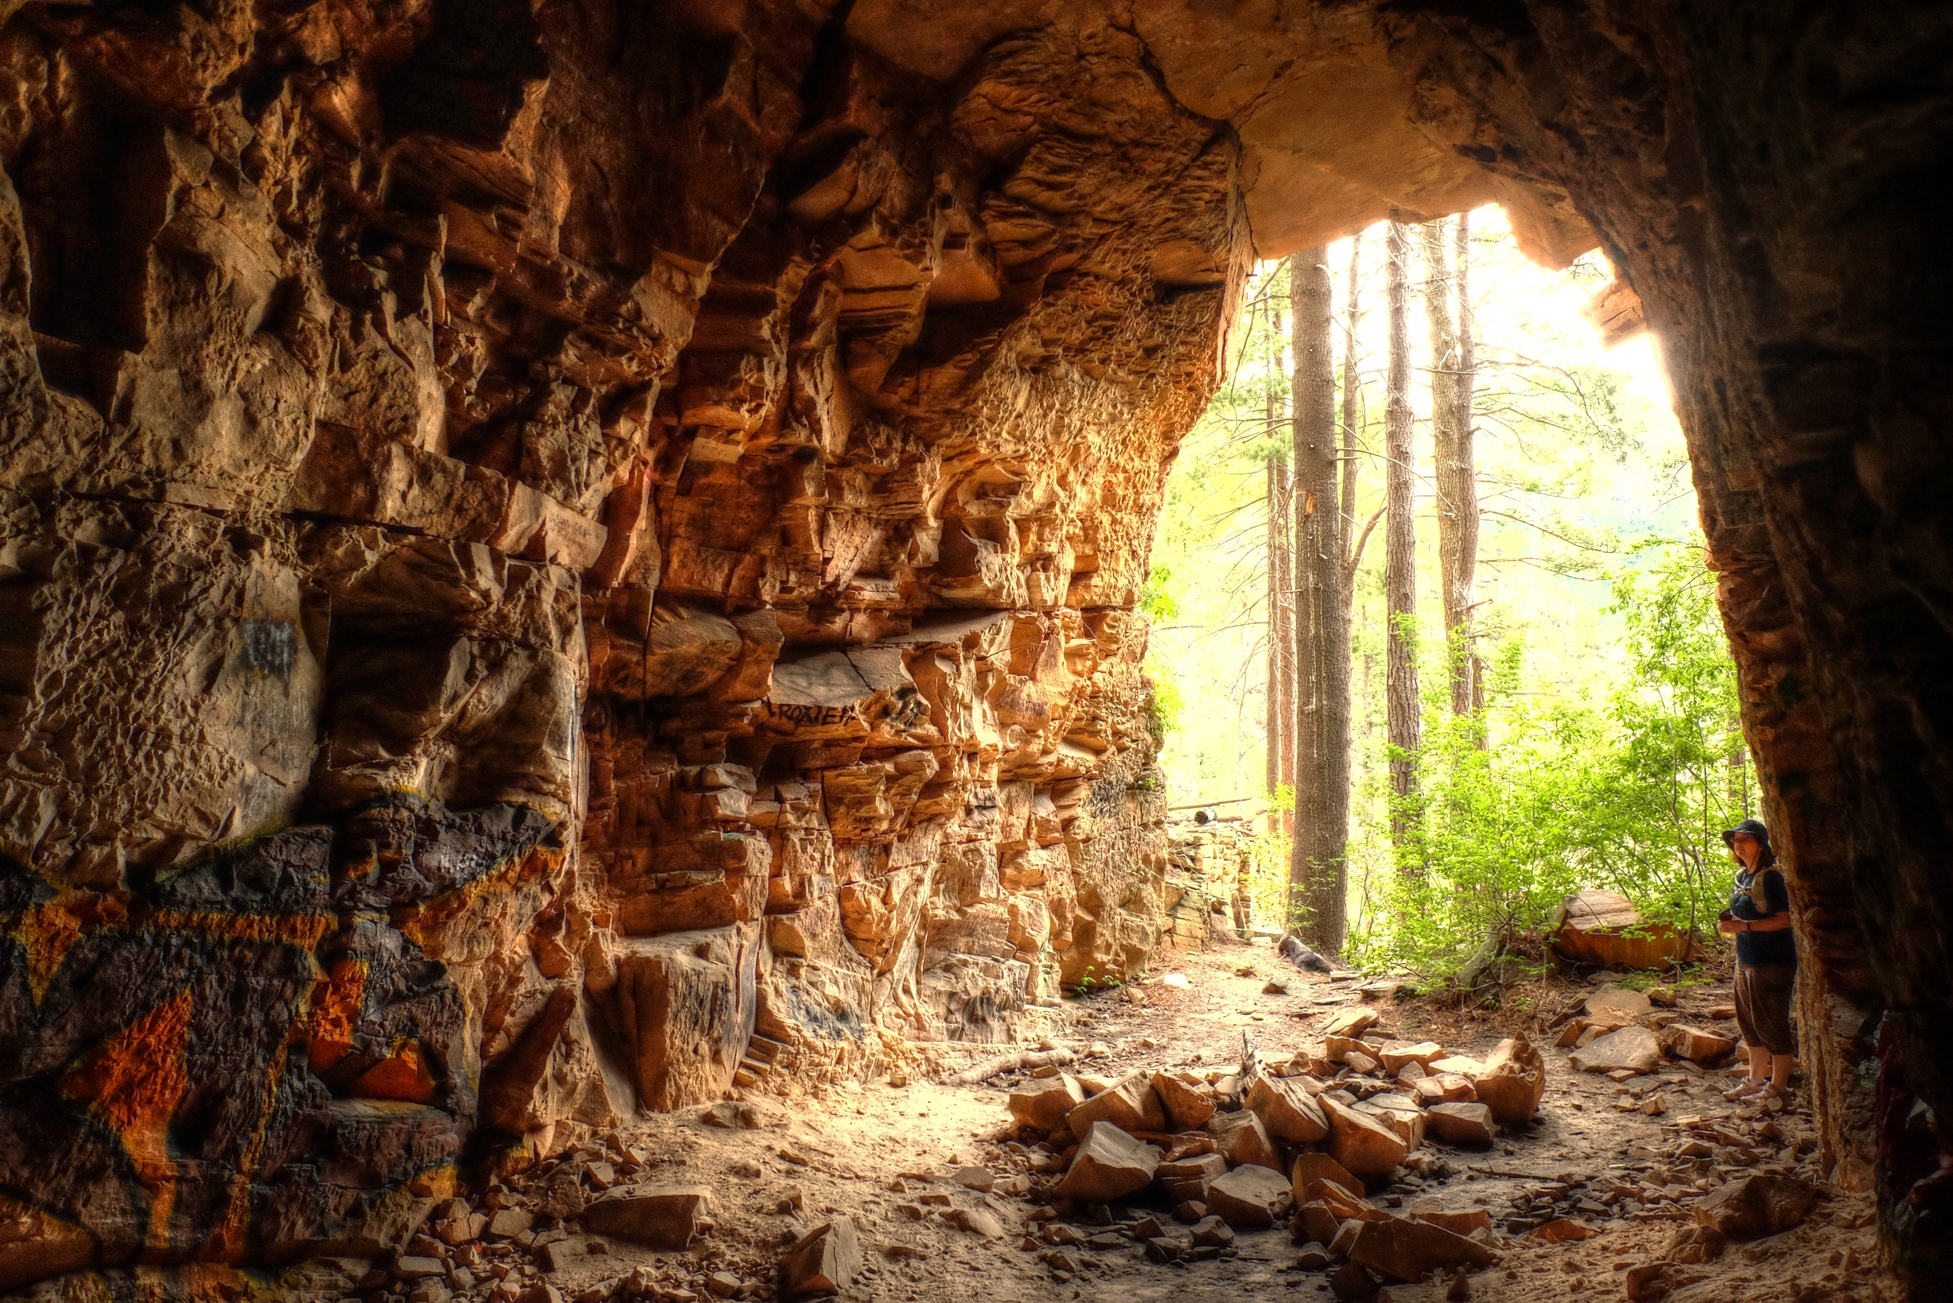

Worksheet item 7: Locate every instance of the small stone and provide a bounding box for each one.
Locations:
[1294,1242,1332,1270]
[942,1207,1004,1239]
[952,1166,995,1191]
[704,1272,740,1299]
[395,1256,447,1280]
[1189,1215,1235,1248]
[1528,1219,1594,1244]
[1444,1267,1472,1301]
[1173,1200,1207,1223]
[1067,1073,1168,1139]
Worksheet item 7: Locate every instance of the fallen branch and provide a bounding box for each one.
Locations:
[945,1048,1076,1086]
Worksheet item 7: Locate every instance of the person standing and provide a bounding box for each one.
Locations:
[1719,817,1798,1099]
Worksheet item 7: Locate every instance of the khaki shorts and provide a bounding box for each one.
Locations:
[1735,960,1798,1056]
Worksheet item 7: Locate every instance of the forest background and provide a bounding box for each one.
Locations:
[1144,206,1758,994]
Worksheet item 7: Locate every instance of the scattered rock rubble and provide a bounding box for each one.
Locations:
[269,957,1884,1303]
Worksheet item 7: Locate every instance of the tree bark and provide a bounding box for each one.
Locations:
[1451,215,1482,718]
[1384,217,1420,849]
[1424,218,1479,719]
[1288,245,1346,950]
[1266,447,1294,838]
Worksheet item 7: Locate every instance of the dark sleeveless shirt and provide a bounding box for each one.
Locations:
[1731,866,1796,967]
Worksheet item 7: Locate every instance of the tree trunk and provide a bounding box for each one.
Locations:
[1288,245,1346,950]
[1266,448,1294,838]
[1422,218,1476,719]
[1384,217,1420,849]
[1452,214,1481,719]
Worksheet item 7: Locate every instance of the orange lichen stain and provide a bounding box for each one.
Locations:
[348,1039,439,1104]
[303,958,369,1075]
[61,989,193,1251]
[141,908,332,952]
[4,891,126,1004]
[399,844,563,952]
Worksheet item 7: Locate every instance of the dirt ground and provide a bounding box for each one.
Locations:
[396,937,1898,1303]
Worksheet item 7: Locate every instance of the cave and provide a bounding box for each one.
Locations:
[1,0,1949,1299]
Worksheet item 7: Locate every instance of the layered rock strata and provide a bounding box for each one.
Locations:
[2,0,1950,1293]
[0,0,1232,1283]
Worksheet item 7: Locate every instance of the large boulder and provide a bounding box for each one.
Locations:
[1247,1076,1329,1143]
[1068,1073,1168,1140]
[1205,1109,1282,1171]
[1054,1121,1161,1204]
[1151,1071,1218,1130]
[1321,1095,1409,1180]
[1010,1075,1086,1131]
[1475,1032,1547,1122]
[779,1219,862,1299]
[1204,1164,1293,1229]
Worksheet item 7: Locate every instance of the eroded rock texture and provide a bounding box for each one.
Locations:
[2,0,1951,1295]
[0,0,1221,1285]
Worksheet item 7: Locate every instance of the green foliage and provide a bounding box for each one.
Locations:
[1140,564,1181,622]
[1145,668,1184,741]
[1350,545,1753,987]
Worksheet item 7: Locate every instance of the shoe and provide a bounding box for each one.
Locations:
[1722,1078,1768,1101]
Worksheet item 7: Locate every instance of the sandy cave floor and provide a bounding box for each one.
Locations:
[420,941,1898,1303]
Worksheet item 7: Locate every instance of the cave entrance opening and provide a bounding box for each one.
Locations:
[1145,203,1733,970]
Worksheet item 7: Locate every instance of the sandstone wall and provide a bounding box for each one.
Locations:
[0,0,1236,1282]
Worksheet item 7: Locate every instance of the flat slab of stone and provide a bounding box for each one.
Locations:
[1347,1215,1496,1283]
[1424,1101,1494,1148]
[1569,1024,1662,1075]
[582,1186,712,1249]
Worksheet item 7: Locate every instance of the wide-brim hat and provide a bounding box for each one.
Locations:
[1722,817,1775,865]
